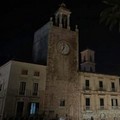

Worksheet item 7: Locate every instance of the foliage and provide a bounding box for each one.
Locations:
[100,0,120,31]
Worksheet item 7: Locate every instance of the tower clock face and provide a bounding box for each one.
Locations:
[57,41,70,55]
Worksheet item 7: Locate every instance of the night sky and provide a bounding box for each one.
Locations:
[0,0,120,75]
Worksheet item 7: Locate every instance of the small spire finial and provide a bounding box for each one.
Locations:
[50,17,53,21]
[59,2,66,8]
[50,17,53,26]
[75,25,78,32]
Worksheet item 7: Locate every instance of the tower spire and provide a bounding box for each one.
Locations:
[80,49,96,72]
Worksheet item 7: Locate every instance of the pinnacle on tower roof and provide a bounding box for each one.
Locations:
[60,2,66,8]
[58,2,70,12]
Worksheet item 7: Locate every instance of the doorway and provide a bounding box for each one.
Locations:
[16,102,24,117]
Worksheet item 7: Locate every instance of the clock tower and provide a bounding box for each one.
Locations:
[47,3,79,79]
[33,3,79,119]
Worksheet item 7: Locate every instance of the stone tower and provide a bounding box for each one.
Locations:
[33,3,79,119]
[80,49,95,72]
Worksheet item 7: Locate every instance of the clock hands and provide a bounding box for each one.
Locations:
[61,43,65,52]
[57,41,70,55]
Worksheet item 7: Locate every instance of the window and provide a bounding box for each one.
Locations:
[86,98,90,110]
[19,82,26,95]
[85,80,89,87]
[29,102,39,115]
[33,83,38,96]
[83,67,86,71]
[90,55,93,62]
[83,56,86,62]
[99,81,103,88]
[60,100,65,107]
[90,67,93,72]
[16,102,24,117]
[21,69,28,75]
[99,81,103,90]
[111,82,115,91]
[34,71,40,77]
[100,98,104,109]
[0,84,2,91]
[111,99,118,108]
[85,80,89,89]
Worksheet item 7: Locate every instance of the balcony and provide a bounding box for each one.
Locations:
[7,88,41,98]
[83,86,91,91]
[111,88,116,92]
[19,91,25,95]
[98,87,106,91]
[99,106,105,110]
[17,89,40,97]
[112,106,118,109]
[85,106,91,110]
[32,92,38,96]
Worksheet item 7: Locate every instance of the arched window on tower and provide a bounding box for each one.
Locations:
[62,15,67,28]
[90,55,93,62]
[83,56,86,62]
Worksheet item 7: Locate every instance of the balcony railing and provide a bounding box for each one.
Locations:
[18,90,40,97]
[85,106,91,110]
[112,106,118,109]
[8,89,40,97]
[19,91,25,95]
[32,92,38,96]
[83,86,91,90]
[111,88,116,92]
[99,106,105,110]
[98,87,106,91]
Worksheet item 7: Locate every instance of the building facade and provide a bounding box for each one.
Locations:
[0,60,46,119]
[79,72,120,120]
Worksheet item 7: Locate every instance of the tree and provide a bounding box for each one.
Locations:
[100,0,120,32]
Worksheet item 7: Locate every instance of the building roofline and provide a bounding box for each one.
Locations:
[80,49,95,53]
[0,60,47,68]
[78,71,120,78]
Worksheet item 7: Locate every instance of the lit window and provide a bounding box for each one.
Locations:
[60,100,65,107]
[34,71,40,77]
[30,103,36,114]
[21,69,28,75]
[30,102,39,115]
